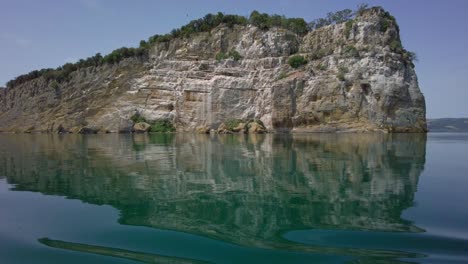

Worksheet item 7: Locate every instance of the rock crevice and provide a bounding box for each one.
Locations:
[0,7,426,133]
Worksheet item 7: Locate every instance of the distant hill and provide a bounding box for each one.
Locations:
[427,118,468,132]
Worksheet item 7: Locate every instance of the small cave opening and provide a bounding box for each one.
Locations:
[361,83,371,96]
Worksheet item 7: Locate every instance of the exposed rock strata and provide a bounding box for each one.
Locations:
[0,7,426,133]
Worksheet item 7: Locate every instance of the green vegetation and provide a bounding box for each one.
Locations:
[225,119,244,131]
[380,18,390,32]
[310,48,332,60]
[317,64,327,71]
[337,66,349,81]
[384,19,417,68]
[150,120,176,133]
[276,72,288,80]
[343,45,359,58]
[389,39,403,52]
[249,11,308,35]
[216,49,242,61]
[6,5,377,89]
[356,3,369,16]
[49,80,59,90]
[223,119,265,132]
[228,50,242,61]
[215,52,227,61]
[288,55,308,68]
[381,10,398,33]
[344,20,354,38]
[149,12,248,45]
[6,49,146,87]
[130,112,147,123]
[404,51,417,62]
[402,50,417,68]
[308,8,354,30]
[251,119,265,127]
[130,113,175,133]
[101,47,146,64]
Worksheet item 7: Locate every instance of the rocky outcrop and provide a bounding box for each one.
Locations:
[0,7,426,133]
[133,122,151,133]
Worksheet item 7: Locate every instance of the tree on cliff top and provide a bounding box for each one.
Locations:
[7,4,397,89]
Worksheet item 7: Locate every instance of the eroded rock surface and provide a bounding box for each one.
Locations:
[0,7,426,133]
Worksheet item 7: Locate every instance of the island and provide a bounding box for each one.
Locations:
[0,6,426,133]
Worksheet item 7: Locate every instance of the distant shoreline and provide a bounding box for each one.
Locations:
[427,118,468,132]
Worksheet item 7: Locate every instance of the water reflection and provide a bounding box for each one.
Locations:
[0,133,427,262]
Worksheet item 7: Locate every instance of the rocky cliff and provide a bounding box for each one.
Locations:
[0,7,426,133]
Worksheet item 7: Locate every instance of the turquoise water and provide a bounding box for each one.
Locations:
[0,133,467,263]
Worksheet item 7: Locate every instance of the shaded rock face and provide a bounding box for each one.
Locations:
[0,7,426,133]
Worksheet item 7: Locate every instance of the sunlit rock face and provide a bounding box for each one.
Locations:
[0,133,426,247]
[0,7,426,133]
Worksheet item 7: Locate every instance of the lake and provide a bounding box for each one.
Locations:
[0,133,467,263]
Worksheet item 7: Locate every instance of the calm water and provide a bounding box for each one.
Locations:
[0,133,467,263]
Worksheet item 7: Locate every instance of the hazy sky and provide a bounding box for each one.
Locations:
[1,0,467,118]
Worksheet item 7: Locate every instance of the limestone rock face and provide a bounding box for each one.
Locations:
[248,122,266,134]
[217,123,231,134]
[195,125,210,134]
[0,7,426,133]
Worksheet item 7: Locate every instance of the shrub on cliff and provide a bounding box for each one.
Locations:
[216,50,242,61]
[356,3,369,16]
[310,48,332,60]
[288,55,308,68]
[5,5,375,89]
[308,8,353,30]
[215,52,227,61]
[150,120,176,133]
[344,20,354,38]
[389,40,403,52]
[130,113,175,133]
[343,45,359,58]
[228,50,242,61]
[49,80,59,90]
[130,112,147,123]
[336,66,349,81]
[225,119,244,131]
[402,51,417,68]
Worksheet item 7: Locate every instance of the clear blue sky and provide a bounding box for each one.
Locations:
[1,0,467,118]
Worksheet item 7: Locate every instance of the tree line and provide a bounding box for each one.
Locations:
[6,6,370,89]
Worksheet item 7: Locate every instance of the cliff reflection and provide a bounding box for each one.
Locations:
[0,133,426,247]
